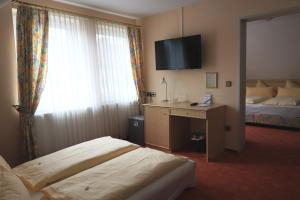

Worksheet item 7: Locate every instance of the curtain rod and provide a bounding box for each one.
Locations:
[11,0,141,28]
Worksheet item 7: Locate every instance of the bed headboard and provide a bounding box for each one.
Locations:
[246,80,300,88]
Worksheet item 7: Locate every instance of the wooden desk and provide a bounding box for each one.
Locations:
[143,102,226,161]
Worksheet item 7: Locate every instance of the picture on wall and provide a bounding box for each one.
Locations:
[206,72,218,88]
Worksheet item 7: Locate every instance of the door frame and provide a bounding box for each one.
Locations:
[238,7,300,151]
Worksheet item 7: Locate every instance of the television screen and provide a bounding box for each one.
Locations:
[155,35,201,70]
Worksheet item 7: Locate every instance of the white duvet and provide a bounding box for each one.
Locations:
[41,148,188,200]
[13,136,138,192]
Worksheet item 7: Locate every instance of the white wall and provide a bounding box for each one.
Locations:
[246,13,300,80]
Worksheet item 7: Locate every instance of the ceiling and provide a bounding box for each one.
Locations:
[247,12,300,25]
[57,0,203,18]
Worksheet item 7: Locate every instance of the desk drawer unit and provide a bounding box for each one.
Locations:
[171,108,206,119]
[144,106,170,150]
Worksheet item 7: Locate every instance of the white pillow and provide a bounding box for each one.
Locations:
[262,96,300,106]
[256,80,268,87]
[0,155,11,171]
[285,80,300,88]
[246,96,269,104]
[0,167,31,200]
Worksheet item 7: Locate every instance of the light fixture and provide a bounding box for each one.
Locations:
[161,77,168,102]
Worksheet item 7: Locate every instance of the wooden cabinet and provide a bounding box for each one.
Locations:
[144,102,226,161]
[144,106,170,150]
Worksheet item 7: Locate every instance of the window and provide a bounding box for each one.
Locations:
[13,10,138,115]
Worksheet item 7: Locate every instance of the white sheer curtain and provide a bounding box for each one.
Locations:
[32,11,138,156]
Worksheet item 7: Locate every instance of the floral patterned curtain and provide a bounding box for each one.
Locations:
[127,27,145,105]
[16,5,49,160]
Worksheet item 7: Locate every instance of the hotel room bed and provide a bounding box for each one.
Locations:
[246,80,300,129]
[30,160,195,200]
[2,136,196,200]
[246,103,300,129]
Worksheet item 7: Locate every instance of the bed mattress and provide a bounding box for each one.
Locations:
[30,160,196,200]
[246,104,300,128]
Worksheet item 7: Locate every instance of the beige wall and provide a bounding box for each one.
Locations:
[0,3,20,166]
[142,0,300,151]
[0,0,138,166]
[246,13,300,80]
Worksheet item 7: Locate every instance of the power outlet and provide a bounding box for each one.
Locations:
[226,81,232,87]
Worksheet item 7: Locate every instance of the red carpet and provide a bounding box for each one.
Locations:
[178,125,300,200]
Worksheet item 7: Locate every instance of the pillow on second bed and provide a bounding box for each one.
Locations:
[263,96,300,106]
[256,80,268,87]
[246,96,269,104]
[277,87,300,97]
[246,87,273,97]
[285,80,300,88]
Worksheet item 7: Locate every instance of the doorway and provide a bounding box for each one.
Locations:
[239,8,300,149]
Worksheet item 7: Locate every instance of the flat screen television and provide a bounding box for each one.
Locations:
[155,35,201,70]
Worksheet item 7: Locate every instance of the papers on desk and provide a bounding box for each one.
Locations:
[197,94,213,107]
[197,103,210,107]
